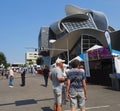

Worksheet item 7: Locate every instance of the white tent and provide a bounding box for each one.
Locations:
[87,45,103,52]
[69,56,83,63]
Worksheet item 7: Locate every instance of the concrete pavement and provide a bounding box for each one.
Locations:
[0,73,120,111]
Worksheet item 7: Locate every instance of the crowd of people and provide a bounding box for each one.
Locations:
[0,65,26,88]
[1,57,87,111]
[8,65,26,88]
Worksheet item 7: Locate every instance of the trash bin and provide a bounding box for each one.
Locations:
[109,74,120,91]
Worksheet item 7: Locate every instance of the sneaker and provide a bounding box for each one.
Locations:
[9,86,14,88]
[20,84,25,87]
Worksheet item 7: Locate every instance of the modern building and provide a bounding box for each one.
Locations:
[38,5,120,85]
[25,52,39,65]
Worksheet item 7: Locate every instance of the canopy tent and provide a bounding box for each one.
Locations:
[69,56,83,63]
[79,53,84,60]
[87,44,103,52]
[112,49,120,56]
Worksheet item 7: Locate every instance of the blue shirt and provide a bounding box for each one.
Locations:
[50,66,63,92]
[67,68,86,92]
[21,67,25,74]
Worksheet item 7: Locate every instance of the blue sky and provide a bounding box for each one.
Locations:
[0,0,120,64]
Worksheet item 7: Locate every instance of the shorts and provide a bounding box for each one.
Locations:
[69,91,85,109]
[53,88,62,105]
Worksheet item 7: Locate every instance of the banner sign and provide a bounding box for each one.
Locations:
[88,47,112,61]
[105,31,112,53]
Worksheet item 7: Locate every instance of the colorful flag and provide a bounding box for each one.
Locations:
[105,30,112,53]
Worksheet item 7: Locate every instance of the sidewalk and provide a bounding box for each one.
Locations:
[0,72,37,80]
[0,74,120,111]
[0,74,53,111]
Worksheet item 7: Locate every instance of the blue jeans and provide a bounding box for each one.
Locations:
[44,75,48,86]
[9,76,14,86]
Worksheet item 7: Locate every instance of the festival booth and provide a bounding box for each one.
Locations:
[86,45,113,85]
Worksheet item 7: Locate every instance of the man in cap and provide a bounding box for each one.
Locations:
[50,57,67,111]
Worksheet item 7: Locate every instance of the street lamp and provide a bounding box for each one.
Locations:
[49,39,56,44]
[67,39,69,66]
[49,39,56,66]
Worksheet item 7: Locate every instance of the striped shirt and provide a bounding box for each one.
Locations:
[67,68,85,92]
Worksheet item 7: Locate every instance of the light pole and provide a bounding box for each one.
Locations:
[49,39,56,66]
[67,39,69,66]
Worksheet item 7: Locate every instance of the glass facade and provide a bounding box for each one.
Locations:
[61,14,97,33]
[70,35,102,59]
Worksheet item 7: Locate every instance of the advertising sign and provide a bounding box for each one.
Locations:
[88,47,112,61]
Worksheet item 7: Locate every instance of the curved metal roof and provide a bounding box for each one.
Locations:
[50,5,108,36]
[50,14,89,35]
[65,5,90,16]
[65,5,108,31]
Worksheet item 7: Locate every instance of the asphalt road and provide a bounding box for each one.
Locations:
[0,73,120,111]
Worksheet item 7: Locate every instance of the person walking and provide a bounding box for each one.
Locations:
[43,65,49,87]
[66,59,87,111]
[49,58,67,111]
[5,69,9,79]
[20,65,26,87]
[9,67,14,88]
[79,65,85,73]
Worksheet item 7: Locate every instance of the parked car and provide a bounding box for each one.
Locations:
[36,66,43,74]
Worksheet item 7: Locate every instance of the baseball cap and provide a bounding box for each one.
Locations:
[56,57,65,63]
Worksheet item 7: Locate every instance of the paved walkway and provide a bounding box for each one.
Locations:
[0,73,120,111]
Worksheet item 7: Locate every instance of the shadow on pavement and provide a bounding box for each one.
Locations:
[15,99,37,106]
[0,98,54,107]
[41,107,53,111]
[41,84,47,87]
[0,102,14,106]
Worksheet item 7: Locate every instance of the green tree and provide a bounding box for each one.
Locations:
[0,52,7,68]
[36,57,44,65]
[29,61,34,65]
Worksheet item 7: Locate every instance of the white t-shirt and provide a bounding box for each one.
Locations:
[9,69,14,76]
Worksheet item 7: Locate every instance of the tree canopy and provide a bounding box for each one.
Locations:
[36,57,44,65]
[0,52,7,68]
